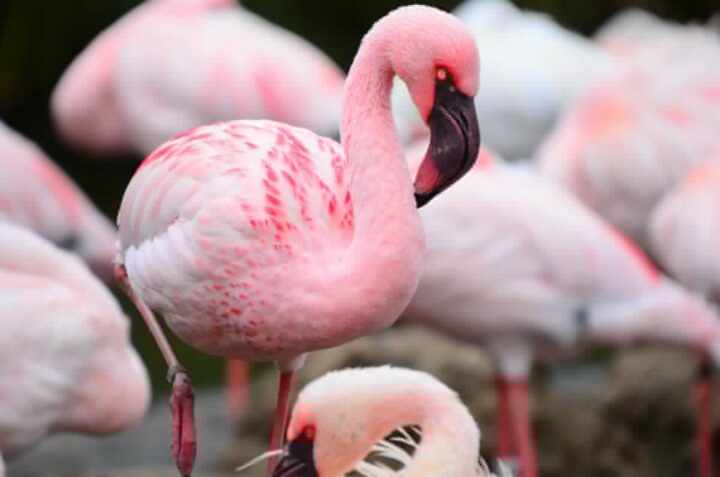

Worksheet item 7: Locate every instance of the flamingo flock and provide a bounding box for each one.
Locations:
[2,1,720,477]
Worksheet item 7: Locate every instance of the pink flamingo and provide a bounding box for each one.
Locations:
[51,0,345,156]
[115,6,480,475]
[0,221,150,475]
[0,121,117,282]
[402,140,720,477]
[269,366,500,477]
[537,20,720,249]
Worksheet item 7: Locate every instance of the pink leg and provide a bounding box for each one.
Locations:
[267,369,296,474]
[116,265,196,477]
[495,376,516,458]
[496,377,537,477]
[225,359,251,421]
[694,354,713,477]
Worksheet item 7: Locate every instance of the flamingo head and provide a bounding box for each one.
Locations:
[271,366,457,476]
[382,6,481,207]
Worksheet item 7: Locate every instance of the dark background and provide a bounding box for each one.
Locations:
[0,0,718,387]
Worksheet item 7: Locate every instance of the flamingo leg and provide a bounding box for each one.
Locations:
[115,264,197,477]
[496,377,537,477]
[495,376,516,458]
[694,354,713,477]
[267,368,296,474]
[225,359,251,422]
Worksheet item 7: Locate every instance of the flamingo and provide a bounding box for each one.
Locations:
[537,16,720,249]
[392,0,616,159]
[269,366,499,477]
[115,5,480,475]
[0,120,117,282]
[0,221,150,475]
[51,0,345,156]
[401,140,720,477]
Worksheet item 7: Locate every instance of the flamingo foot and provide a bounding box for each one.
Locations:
[170,367,197,477]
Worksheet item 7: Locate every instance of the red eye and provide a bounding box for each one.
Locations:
[435,66,448,81]
[298,425,316,441]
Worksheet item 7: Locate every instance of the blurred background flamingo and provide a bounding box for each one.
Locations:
[402,140,720,477]
[0,120,117,282]
[51,0,345,156]
[0,221,150,475]
[537,16,720,250]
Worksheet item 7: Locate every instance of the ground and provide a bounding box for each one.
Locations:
[7,327,711,477]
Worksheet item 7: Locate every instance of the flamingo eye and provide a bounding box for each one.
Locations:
[298,425,316,440]
[435,66,448,82]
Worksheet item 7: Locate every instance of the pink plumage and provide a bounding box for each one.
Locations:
[0,222,150,473]
[537,20,720,248]
[115,5,481,474]
[0,121,117,282]
[52,0,344,155]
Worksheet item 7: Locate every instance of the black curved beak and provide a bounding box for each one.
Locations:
[272,438,318,477]
[414,78,480,208]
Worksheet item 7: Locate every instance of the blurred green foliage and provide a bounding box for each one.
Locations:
[0,0,717,389]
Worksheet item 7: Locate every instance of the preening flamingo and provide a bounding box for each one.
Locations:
[392,0,616,159]
[51,0,345,156]
[270,366,499,477]
[537,19,720,248]
[0,222,150,476]
[115,5,480,475]
[402,141,720,477]
[0,121,117,282]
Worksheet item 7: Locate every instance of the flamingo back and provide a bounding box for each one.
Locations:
[118,120,355,359]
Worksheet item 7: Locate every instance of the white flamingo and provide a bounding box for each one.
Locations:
[52,0,345,156]
[269,366,501,477]
[0,222,150,476]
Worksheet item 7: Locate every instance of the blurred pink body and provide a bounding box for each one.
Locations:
[650,160,720,302]
[537,22,720,247]
[52,0,344,155]
[404,141,720,476]
[0,121,117,281]
[0,222,150,474]
[405,149,720,374]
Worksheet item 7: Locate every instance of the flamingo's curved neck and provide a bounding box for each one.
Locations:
[329,35,423,332]
[363,386,481,476]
